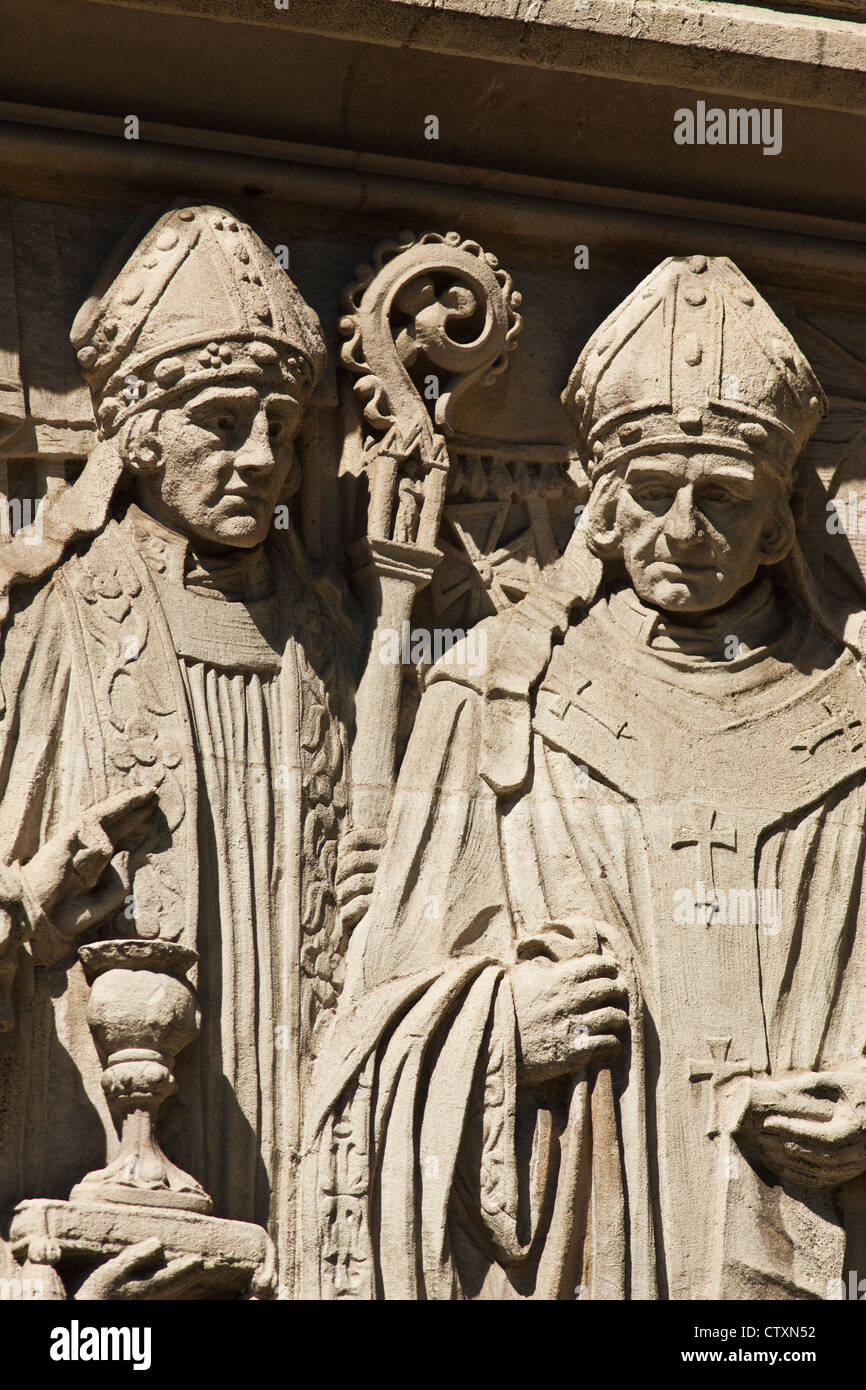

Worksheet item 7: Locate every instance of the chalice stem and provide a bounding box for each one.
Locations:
[114,1104,169,1185]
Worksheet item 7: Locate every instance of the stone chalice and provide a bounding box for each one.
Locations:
[70,938,212,1214]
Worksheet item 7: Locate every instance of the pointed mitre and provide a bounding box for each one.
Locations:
[562,254,827,483]
[71,203,327,436]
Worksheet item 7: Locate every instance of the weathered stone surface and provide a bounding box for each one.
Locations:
[0,0,865,1305]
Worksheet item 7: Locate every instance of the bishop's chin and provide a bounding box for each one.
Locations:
[637,578,723,615]
[206,513,271,548]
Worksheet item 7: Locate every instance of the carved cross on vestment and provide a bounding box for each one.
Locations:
[791,698,863,761]
[689,1036,753,1138]
[549,681,634,741]
[670,805,737,924]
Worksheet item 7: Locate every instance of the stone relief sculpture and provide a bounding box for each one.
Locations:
[0,203,354,1299]
[305,254,866,1301]
[339,230,521,831]
[0,205,527,1300]
[1,203,864,1303]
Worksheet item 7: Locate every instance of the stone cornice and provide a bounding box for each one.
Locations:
[1,111,865,309]
[74,0,866,114]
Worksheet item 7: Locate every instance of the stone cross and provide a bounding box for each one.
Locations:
[688,1036,753,1137]
[791,698,863,760]
[671,805,737,923]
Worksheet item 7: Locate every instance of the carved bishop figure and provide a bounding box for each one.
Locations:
[0,205,352,1297]
[305,255,866,1300]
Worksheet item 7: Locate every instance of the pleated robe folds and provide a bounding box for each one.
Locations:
[304,585,866,1300]
[0,507,349,1296]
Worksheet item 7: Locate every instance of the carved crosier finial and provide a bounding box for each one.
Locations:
[340,229,522,548]
[338,231,521,832]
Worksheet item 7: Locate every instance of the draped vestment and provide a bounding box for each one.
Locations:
[0,505,350,1295]
[304,580,866,1299]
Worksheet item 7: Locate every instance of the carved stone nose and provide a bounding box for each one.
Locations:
[665,490,704,544]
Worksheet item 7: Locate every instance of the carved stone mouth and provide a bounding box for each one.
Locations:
[657,561,716,575]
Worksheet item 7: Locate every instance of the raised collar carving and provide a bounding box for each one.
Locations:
[123,503,273,602]
[534,600,866,822]
[605,576,783,663]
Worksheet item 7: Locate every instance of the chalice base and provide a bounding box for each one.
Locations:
[70,1177,213,1215]
[70,1107,213,1214]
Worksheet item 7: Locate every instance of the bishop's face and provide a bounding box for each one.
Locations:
[614,450,791,615]
[131,374,303,550]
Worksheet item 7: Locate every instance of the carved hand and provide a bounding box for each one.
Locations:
[510,952,629,1086]
[735,1070,866,1190]
[75,1237,206,1301]
[336,826,386,933]
[18,785,158,943]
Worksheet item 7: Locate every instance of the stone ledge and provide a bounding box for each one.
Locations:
[76,0,866,111]
[2,115,866,311]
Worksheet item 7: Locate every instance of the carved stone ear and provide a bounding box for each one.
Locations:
[277,443,301,502]
[759,502,796,566]
[119,409,163,475]
[583,472,624,560]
